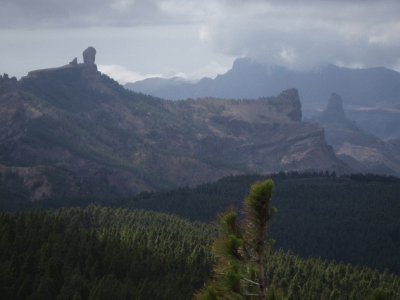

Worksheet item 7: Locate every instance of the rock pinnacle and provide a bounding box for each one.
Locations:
[83,47,96,65]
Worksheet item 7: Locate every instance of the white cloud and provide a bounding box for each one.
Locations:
[99,61,230,84]
[187,61,230,79]
[98,64,162,84]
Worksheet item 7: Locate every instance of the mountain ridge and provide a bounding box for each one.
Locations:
[126,58,400,110]
[0,48,347,205]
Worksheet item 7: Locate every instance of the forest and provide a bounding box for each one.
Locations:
[1,206,399,299]
[124,172,400,274]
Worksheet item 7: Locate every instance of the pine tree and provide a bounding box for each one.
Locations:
[195,179,276,299]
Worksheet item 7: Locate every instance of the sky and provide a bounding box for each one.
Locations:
[1,0,400,84]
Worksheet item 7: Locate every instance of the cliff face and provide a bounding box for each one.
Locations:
[313,94,400,175]
[0,50,346,205]
[164,88,339,174]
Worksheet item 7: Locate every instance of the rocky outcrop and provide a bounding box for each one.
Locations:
[25,48,97,80]
[83,47,96,65]
[321,93,346,122]
[269,88,302,122]
[313,93,400,175]
[69,57,78,66]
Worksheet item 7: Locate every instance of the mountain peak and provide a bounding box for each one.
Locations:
[275,88,302,122]
[279,88,299,101]
[83,46,96,66]
[323,93,346,121]
[25,47,98,79]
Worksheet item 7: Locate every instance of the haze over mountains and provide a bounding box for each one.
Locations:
[127,57,400,108]
[0,48,348,207]
[126,58,400,140]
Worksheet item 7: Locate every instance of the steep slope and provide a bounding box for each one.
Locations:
[346,106,400,140]
[0,48,346,205]
[312,94,400,175]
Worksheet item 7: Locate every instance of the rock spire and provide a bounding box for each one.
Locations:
[83,47,96,65]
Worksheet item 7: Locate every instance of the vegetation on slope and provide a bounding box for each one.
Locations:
[124,172,400,274]
[0,68,345,202]
[2,172,399,275]
[0,206,399,299]
[0,206,211,300]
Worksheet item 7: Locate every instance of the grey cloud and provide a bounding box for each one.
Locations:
[1,0,400,71]
[0,0,195,28]
[200,0,400,70]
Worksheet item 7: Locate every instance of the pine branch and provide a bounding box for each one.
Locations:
[241,277,260,286]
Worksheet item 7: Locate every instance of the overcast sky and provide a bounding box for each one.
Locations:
[1,0,400,83]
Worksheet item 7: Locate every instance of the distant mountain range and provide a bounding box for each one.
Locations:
[126,58,400,107]
[0,48,346,206]
[126,58,400,140]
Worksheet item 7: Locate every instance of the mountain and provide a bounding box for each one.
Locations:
[0,48,346,206]
[126,58,400,110]
[346,106,400,140]
[126,59,400,141]
[312,93,400,175]
[127,76,188,96]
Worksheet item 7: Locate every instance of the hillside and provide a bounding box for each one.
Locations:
[23,172,399,275]
[311,94,400,175]
[120,173,400,274]
[0,48,346,205]
[127,59,400,141]
[1,206,399,299]
[346,107,400,140]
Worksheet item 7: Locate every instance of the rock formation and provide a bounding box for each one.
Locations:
[322,93,346,122]
[271,88,302,122]
[83,47,96,65]
[25,47,98,80]
[313,93,400,175]
[69,57,78,66]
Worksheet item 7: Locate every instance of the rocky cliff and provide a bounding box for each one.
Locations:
[313,94,400,175]
[0,48,347,207]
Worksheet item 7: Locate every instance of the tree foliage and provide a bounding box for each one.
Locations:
[195,179,276,299]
